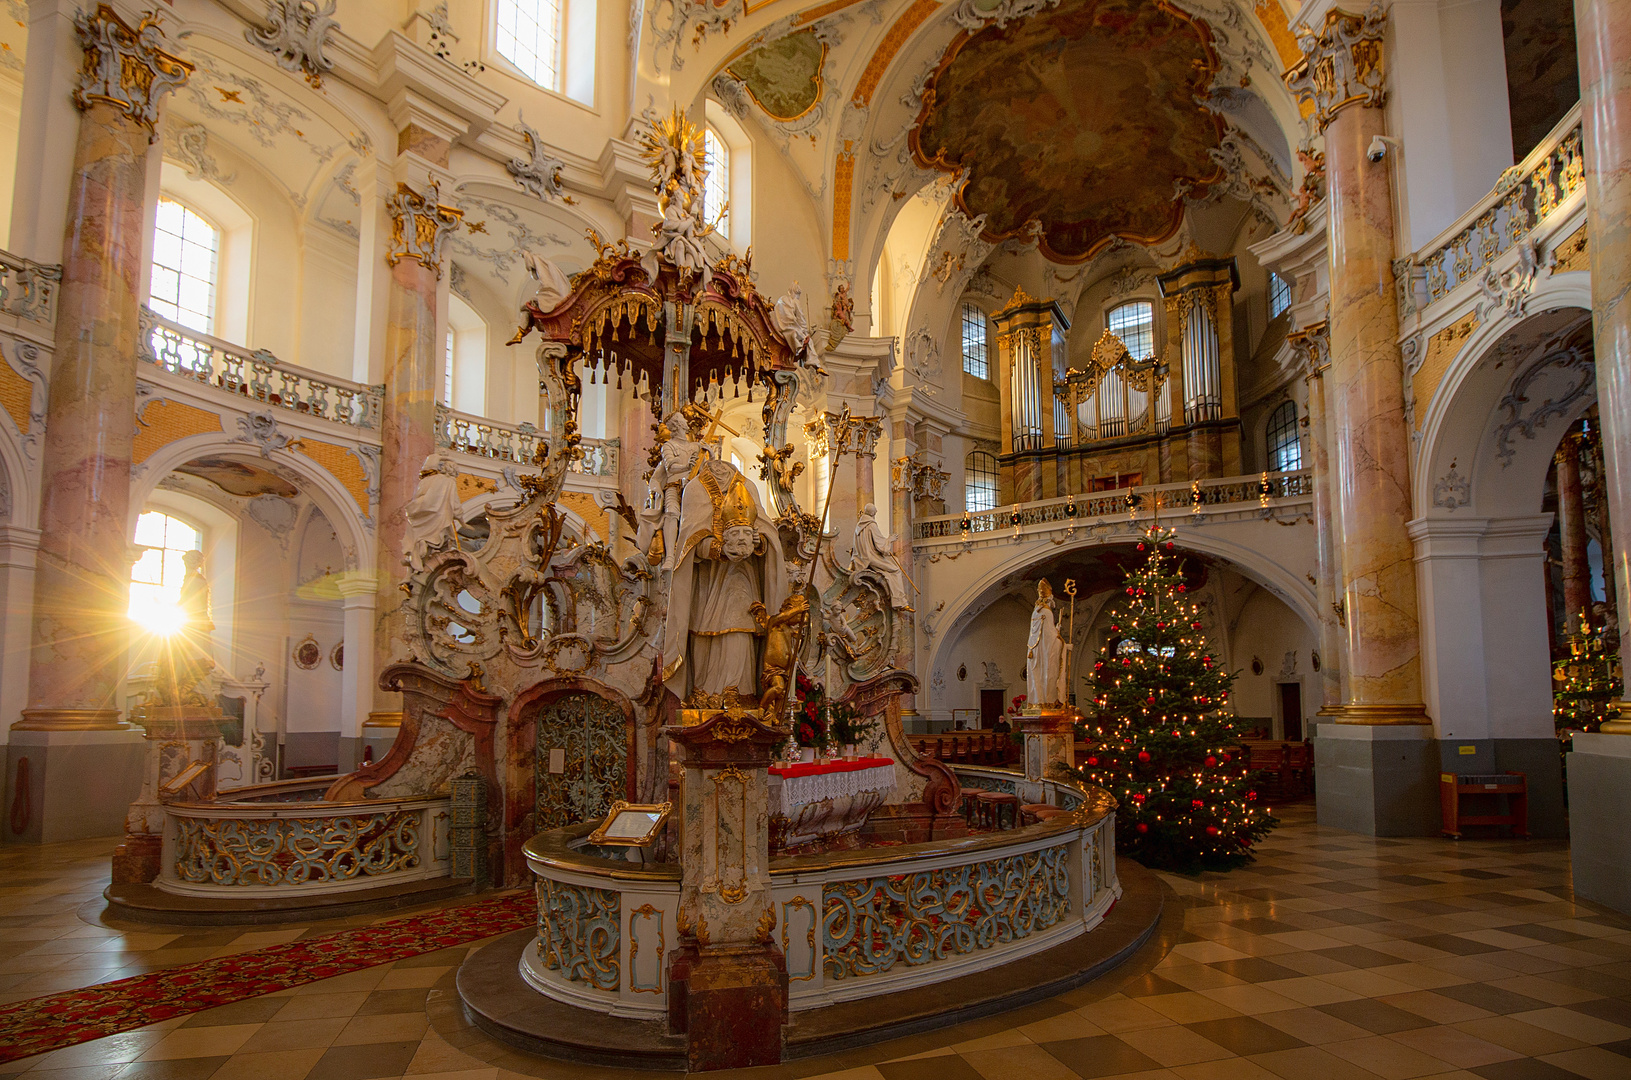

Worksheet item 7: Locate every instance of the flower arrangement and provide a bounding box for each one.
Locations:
[793,673,828,750]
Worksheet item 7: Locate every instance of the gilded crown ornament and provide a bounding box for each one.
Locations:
[73,5,194,137]
[1284,6,1387,132]
[385,178,465,276]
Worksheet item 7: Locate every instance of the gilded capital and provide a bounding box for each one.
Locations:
[73,5,193,136]
[1284,7,1386,132]
[852,415,884,459]
[385,179,464,276]
[1289,320,1332,378]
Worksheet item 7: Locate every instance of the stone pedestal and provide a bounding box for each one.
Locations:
[115,705,223,883]
[663,707,788,1071]
[1568,733,1631,915]
[1019,705,1076,783]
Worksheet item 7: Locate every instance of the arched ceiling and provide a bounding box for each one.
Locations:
[910,0,1227,262]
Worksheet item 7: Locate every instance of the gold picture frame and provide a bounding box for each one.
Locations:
[588,801,671,846]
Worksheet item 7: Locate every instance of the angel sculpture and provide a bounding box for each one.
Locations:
[521,249,573,315]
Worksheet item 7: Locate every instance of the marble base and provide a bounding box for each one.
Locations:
[683,945,786,1071]
[3,729,144,842]
[1311,722,1439,836]
[1567,734,1631,915]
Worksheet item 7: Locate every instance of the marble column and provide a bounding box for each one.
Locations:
[1288,10,1427,727]
[1296,325,1344,715]
[853,414,882,523]
[372,180,461,719]
[336,572,379,770]
[1556,435,1593,631]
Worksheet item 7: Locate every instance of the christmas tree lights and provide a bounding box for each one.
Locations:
[1553,610,1622,736]
[1064,525,1277,872]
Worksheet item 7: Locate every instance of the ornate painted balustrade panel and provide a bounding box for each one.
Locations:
[140,307,384,431]
[913,470,1312,542]
[157,797,451,897]
[522,776,1118,1019]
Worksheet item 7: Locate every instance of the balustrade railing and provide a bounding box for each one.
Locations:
[139,308,383,430]
[435,404,620,476]
[1397,104,1584,320]
[0,250,60,326]
[913,469,1311,540]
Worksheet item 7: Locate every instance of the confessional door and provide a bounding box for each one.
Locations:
[1278,682,1304,741]
[979,689,1005,727]
[534,692,628,830]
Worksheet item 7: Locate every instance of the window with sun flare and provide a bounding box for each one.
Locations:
[130,511,201,635]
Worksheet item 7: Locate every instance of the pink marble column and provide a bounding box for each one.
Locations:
[1299,328,1345,715]
[1576,0,1631,707]
[1289,10,1427,724]
[19,12,191,731]
[373,181,461,715]
[1556,436,1593,631]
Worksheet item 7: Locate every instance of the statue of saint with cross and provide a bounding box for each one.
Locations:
[638,401,741,570]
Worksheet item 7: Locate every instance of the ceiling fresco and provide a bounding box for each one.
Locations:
[910,0,1227,263]
[723,29,827,121]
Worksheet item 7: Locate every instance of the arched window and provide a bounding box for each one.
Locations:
[496,0,564,90]
[961,302,989,379]
[1268,274,1291,319]
[130,510,202,634]
[704,126,730,239]
[1107,300,1155,360]
[150,198,219,334]
[1266,400,1302,472]
[966,450,998,512]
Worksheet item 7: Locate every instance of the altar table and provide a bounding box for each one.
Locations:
[768,757,895,847]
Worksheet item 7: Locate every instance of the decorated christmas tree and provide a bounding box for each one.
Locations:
[1553,612,1622,735]
[1065,525,1276,872]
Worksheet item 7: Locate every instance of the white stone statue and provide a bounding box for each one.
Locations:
[521,249,572,314]
[773,281,822,367]
[1026,578,1067,706]
[643,196,712,290]
[403,452,463,572]
[636,409,707,568]
[851,502,911,610]
[662,457,789,705]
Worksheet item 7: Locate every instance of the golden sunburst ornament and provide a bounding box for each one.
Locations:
[636,106,707,212]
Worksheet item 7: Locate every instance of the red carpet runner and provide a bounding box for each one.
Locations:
[0,890,538,1064]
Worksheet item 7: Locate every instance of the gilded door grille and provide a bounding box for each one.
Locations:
[535,692,627,830]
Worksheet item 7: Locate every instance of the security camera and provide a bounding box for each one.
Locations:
[1367,135,1402,163]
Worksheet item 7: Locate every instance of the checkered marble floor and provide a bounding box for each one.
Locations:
[6,804,1631,1079]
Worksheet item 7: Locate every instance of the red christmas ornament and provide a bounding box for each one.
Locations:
[1192,621,1202,629]
[1086,756,1099,766]
[1138,543,1145,550]
[1206,825,1220,836]
[1192,799,1204,808]
[1177,584,1187,592]
[1238,836,1252,847]
[1131,792,1146,803]
[1204,756,1217,767]
[1156,622,1166,629]
[1146,695,1156,704]
[1136,823,1149,833]
[1166,542,1174,549]
[1137,751,1151,763]
[1220,753,1231,764]
[1246,790,1258,801]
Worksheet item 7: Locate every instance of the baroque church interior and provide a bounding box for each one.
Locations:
[3,0,1631,1076]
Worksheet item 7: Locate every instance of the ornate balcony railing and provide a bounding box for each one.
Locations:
[0,251,61,327]
[1396,104,1584,320]
[139,308,384,430]
[913,470,1312,540]
[436,404,620,476]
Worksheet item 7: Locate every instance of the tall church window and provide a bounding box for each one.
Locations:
[704,127,730,239]
[1268,274,1291,319]
[150,198,219,335]
[1107,300,1155,360]
[496,0,564,90]
[1266,400,1302,472]
[129,510,202,634]
[966,450,998,512]
[961,302,989,379]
